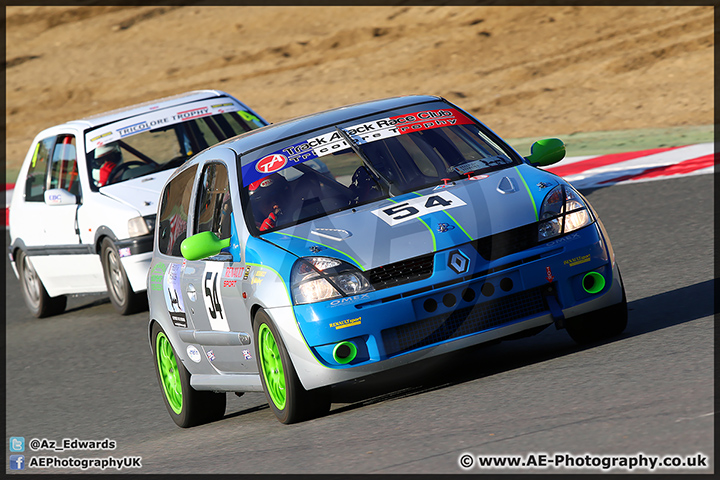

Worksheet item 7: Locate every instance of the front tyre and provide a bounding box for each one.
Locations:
[565,267,628,345]
[151,322,226,428]
[100,238,146,315]
[17,250,66,318]
[254,309,330,424]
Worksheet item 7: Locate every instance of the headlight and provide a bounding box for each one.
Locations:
[538,185,593,241]
[291,256,374,305]
[128,214,156,237]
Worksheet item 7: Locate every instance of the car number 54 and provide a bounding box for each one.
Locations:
[371,191,466,226]
[202,263,230,331]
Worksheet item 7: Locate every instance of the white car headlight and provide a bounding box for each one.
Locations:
[538,185,593,241]
[291,256,374,305]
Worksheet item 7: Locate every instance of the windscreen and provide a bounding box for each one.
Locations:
[240,105,521,234]
[84,98,265,189]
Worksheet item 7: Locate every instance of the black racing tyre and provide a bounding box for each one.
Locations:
[565,268,628,345]
[151,322,226,428]
[100,238,146,315]
[16,250,67,318]
[253,309,331,424]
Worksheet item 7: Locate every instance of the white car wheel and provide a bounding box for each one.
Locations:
[17,250,67,318]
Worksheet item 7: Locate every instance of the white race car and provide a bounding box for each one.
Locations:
[8,90,268,317]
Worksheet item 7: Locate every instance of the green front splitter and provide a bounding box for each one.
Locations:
[156,332,183,414]
[258,323,286,410]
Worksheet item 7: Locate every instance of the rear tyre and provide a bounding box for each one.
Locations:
[565,267,628,345]
[17,250,67,318]
[254,309,331,424]
[151,322,226,428]
[100,238,146,315]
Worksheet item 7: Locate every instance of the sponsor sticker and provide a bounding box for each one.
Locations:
[163,263,185,314]
[170,312,187,328]
[251,270,267,285]
[187,345,202,363]
[224,266,244,278]
[329,293,371,307]
[329,317,362,329]
[256,154,288,174]
[206,350,215,362]
[242,349,252,360]
[564,254,591,267]
[148,262,167,292]
[454,157,511,175]
[90,131,111,142]
[545,232,581,247]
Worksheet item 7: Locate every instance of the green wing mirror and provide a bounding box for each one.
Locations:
[180,231,231,261]
[525,138,566,167]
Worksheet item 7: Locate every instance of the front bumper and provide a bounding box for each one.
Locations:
[274,223,624,390]
[116,233,154,293]
[121,251,153,293]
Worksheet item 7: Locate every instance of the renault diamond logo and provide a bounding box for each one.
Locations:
[448,250,470,274]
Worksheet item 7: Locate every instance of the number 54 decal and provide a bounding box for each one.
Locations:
[202,263,230,331]
[371,192,466,226]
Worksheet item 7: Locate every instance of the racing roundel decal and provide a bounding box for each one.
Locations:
[256,154,288,174]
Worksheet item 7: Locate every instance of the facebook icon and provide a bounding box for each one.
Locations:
[10,455,25,470]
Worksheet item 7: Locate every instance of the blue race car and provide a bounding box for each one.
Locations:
[148,95,627,426]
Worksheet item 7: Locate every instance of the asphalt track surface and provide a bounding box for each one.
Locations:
[4,174,714,474]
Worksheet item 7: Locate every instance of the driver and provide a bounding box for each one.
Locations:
[248,174,289,232]
[92,143,122,187]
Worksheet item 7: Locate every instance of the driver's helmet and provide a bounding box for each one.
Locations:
[92,143,122,186]
[248,173,289,225]
[94,143,122,166]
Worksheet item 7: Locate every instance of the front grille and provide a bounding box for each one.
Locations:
[473,224,538,261]
[365,253,434,290]
[381,286,548,357]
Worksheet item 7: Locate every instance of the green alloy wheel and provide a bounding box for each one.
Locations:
[253,309,330,424]
[156,331,183,414]
[151,322,226,428]
[258,323,287,410]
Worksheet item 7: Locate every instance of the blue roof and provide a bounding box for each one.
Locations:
[223,95,445,155]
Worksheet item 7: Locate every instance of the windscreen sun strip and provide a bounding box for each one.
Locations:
[241,108,475,187]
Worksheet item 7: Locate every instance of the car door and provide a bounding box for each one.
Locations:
[22,133,99,295]
[182,161,255,374]
[14,135,56,248]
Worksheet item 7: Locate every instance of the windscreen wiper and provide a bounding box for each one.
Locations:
[334,126,396,196]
